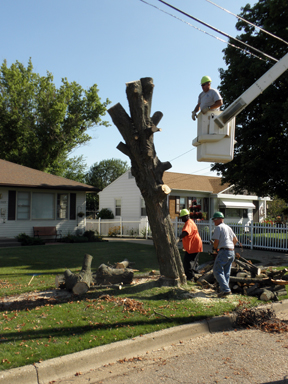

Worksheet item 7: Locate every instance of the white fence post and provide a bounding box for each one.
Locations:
[98,217,101,236]
[250,220,254,250]
[209,219,213,240]
[146,217,148,239]
[175,217,178,238]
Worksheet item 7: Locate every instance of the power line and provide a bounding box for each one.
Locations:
[139,0,275,62]
[169,148,195,162]
[156,0,278,62]
[205,0,288,47]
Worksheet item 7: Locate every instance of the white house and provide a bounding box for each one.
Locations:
[98,170,269,224]
[0,159,98,239]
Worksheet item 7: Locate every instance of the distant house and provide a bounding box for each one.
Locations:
[0,159,98,238]
[99,170,269,224]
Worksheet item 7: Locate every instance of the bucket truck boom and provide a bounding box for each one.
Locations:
[192,52,288,163]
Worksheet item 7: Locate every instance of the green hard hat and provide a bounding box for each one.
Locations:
[179,209,190,217]
[212,211,224,220]
[201,75,212,85]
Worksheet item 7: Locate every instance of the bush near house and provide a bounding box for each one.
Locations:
[16,233,45,246]
[97,208,114,219]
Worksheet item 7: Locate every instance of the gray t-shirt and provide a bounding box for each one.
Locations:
[198,88,222,109]
[212,222,236,249]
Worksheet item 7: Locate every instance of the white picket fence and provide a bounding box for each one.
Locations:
[86,218,288,252]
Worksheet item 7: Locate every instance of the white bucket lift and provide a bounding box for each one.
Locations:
[192,111,235,163]
[192,51,288,164]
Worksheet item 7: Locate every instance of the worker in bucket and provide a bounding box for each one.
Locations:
[178,209,203,281]
[211,212,238,298]
[192,76,223,121]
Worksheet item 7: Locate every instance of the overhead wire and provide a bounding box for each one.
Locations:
[140,0,267,62]
[156,0,278,62]
[205,0,288,47]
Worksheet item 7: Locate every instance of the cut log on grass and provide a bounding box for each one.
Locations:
[115,260,131,269]
[197,270,215,285]
[260,289,286,301]
[56,254,93,295]
[96,264,134,285]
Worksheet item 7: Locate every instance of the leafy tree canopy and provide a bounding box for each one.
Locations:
[86,158,129,191]
[211,0,288,201]
[0,58,110,171]
[47,155,88,183]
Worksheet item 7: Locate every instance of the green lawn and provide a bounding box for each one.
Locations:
[0,242,286,371]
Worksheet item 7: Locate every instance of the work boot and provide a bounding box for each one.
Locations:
[217,291,232,298]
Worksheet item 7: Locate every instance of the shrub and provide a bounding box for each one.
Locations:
[97,208,114,219]
[16,233,45,246]
[83,230,104,242]
[61,235,89,243]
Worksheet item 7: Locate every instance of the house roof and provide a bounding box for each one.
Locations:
[0,159,98,192]
[163,172,230,194]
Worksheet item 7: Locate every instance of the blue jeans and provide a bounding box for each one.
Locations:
[213,249,235,293]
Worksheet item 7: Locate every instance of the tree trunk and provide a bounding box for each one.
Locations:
[108,77,186,285]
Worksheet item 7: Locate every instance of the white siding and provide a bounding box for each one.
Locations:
[99,171,143,220]
[0,187,86,238]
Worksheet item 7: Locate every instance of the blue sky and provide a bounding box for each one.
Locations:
[0,0,250,176]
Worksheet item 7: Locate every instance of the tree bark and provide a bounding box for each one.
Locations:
[56,254,93,295]
[95,264,134,285]
[108,77,186,285]
[234,259,261,277]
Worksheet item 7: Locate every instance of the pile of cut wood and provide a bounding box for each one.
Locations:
[55,254,135,295]
[196,252,288,301]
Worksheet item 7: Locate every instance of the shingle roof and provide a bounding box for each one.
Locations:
[163,172,230,194]
[0,159,98,192]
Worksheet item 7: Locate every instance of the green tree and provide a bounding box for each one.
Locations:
[267,198,288,219]
[86,158,129,211]
[0,58,110,171]
[47,155,88,183]
[211,0,288,201]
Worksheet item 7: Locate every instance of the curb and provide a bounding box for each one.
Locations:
[1,299,288,384]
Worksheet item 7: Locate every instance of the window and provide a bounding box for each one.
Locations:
[115,199,121,216]
[175,196,186,213]
[57,194,68,219]
[141,198,147,216]
[17,192,30,220]
[179,197,186,211]
[32,193,54,219]
[220,208,248,218]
